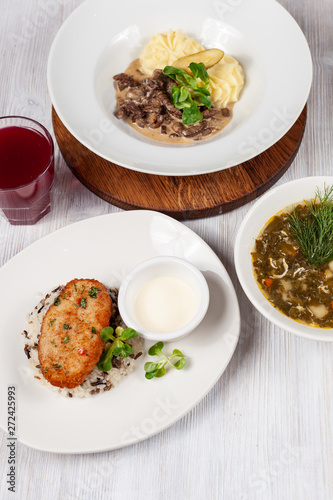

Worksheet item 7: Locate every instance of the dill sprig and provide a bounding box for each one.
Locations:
[287,185,333,267]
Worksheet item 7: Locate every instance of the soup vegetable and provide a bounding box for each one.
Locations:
[252,187,333,328]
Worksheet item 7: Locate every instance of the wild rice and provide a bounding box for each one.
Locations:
[22,286,143,398]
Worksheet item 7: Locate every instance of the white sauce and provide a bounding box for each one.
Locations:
[134,275,199,333]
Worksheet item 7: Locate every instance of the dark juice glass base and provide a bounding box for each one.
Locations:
[3,193,51,225]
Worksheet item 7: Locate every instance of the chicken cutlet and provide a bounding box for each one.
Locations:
[38,279,112,389]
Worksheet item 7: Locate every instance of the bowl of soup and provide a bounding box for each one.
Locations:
[234,176,333,342]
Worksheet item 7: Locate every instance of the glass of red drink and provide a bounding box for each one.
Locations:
[0,116,54,225]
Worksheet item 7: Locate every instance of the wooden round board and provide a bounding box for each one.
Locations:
[52,106,307,220]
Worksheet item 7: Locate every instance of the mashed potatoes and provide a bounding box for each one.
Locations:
[140,29,204,75]
[207,54,245,108]
[139,29,244,108]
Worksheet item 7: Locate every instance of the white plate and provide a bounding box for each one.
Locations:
[234,176,333,342]
[47,0,312,176]
[0,211,240,453]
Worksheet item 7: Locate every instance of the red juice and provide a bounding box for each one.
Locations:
[0,123,54,225]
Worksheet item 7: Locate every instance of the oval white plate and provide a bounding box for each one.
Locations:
[0,211,240,453]
[47,0,312,176]
[234,176,333,342]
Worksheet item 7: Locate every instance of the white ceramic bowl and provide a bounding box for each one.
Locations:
[234,176,333,342]
[47,0,312,176]
[118,256,210,341]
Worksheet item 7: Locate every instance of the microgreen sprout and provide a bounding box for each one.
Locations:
[144,341,186,379]
[162,62,211,125]
[97,326,138,372]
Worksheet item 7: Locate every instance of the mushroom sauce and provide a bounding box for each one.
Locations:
[113,59,233,144]
[252,204,333,328]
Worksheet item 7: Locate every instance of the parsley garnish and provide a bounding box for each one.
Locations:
[89,286,101,298]
[79,298,87,309]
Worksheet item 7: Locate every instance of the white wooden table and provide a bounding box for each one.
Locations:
[0,1,332,499]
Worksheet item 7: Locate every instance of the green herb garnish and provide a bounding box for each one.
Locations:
[63,324,71,330]
[50,318,56,326]
[63,335,70,344]
[89,286,101,298]
[92,327,96,334]
[144,342,186,379]
[163,62,211,124]
[287,185,333,267]
[97,326,138,372]
[52,363,62,370]
[79,298,87,309]
[54,297,61,306]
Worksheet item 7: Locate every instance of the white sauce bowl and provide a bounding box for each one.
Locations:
[118,256,210,341]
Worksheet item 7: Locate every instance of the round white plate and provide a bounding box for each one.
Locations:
[0,211,240,453]
[47,0,312,176]
[234,176,333,342]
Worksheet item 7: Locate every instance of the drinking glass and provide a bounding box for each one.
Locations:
[0,116,54,225]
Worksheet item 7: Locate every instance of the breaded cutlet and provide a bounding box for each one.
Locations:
[38,278,112,389]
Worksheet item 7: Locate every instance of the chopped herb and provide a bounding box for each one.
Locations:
[63,335,70,344]
[92,327,96,334]
[63,324,71,330]
[52,363,62,370]
[144,342,186,379]
[44,367,49,374]
[51,340,56,347]
[79,298,87,309]
[50,318,56,326]
[97,327,138,372]
[54,297,61,306]
[74,283,77,292]
[62,292,66,299]
[89,286,101,298]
